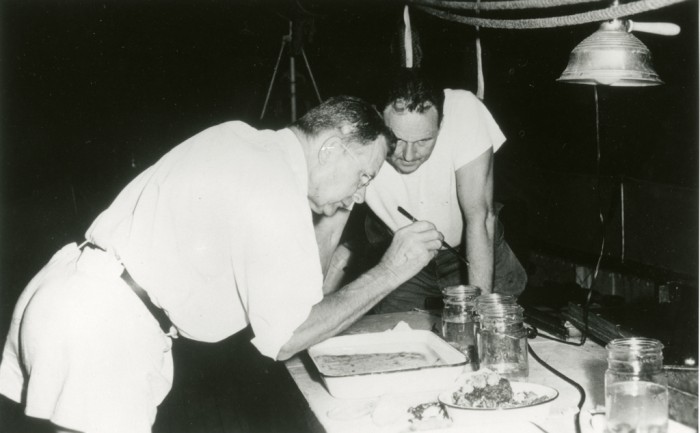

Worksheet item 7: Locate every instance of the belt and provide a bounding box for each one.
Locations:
[81,242,175,336]
[120,267,175,336]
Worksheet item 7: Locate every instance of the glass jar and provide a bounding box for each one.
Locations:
[475,293,516,311]
[441,285,481,367]
[477,303,528,380]
[604,338,668,433]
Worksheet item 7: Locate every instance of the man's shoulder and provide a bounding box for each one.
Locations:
[441,89,491,123]
[443,88,480,107]
[201,120,262,138]
[186,122,296,174]
[197,121,293,153]
[177,121,262,151]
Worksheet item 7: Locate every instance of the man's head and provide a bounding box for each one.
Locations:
[292,96,394,216]
[381,68,444,174]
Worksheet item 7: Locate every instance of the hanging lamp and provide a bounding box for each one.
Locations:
[558,19,661,86]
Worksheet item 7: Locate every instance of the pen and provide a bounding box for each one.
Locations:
[396,206,469,266]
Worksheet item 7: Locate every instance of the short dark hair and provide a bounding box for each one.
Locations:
[381,68,444,123]
[293,95,395,152]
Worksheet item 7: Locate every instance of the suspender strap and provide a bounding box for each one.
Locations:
[121,268,175,336]
[80,241,175,336]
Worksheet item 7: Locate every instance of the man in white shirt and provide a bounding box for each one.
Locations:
[0,95,443,433]
[324,70,527,312]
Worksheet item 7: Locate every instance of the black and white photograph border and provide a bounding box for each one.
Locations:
[0,1,697,432]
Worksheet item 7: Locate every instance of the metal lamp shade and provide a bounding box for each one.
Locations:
[558,20,663,86]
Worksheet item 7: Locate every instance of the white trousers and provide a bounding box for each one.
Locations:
[0,243,174,433]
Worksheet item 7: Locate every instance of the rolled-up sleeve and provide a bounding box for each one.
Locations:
[444,90,506,169]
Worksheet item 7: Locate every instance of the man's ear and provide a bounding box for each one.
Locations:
[318,135,343,165]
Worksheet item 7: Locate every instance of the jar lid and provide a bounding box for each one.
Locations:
[478,303,524,320]
[475,293,517,310]
[442,285,481,298]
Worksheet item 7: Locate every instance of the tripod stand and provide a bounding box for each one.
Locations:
[260,20,322,122]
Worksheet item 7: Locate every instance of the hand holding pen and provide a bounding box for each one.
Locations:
[397,206,470,266]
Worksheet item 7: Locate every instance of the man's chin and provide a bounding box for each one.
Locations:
[310,204,339,217]
[323,205,344,217]
[390,161,421,174]
[309,200,350,217]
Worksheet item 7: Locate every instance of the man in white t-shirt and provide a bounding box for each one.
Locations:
[0,96,443,433]
[323,70,527,312]
[368,68,527,312]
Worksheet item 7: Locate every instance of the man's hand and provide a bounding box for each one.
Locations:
[377,221,443,285]
[277,221,442,361]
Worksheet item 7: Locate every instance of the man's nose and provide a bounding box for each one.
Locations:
[403,143,417,161]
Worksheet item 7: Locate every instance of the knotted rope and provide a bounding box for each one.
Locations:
[411,0,689,29]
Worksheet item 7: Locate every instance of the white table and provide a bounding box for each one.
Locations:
[285,311,695,433]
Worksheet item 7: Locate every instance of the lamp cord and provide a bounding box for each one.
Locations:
[413,0,688,29]
[526,86,605,351]
[528,343,587,433]
[522,86,606,433]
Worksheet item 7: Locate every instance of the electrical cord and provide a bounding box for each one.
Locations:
[526,86,606,349]
[528,342,587,433]
[521,85,608,433]
[526,326,587,432]
[401,6,617,432]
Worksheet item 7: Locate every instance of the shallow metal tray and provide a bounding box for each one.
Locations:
[308,329,467,399]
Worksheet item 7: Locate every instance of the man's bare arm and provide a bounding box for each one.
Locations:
[322,244,351,295]
[455,147,495,293]
[314,208,352,277]
[277,221,442,360]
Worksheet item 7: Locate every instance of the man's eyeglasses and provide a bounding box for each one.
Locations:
[339,142,374,189]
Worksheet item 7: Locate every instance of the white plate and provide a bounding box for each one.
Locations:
[438,382,559,426]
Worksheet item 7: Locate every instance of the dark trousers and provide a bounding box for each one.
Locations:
[154,327,322,433]
[372,217,528,314]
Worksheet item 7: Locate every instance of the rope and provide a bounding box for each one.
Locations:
[410,0,606,11]
[404,6,414,67]
[475,0,485,99]
[414,0,689,29]
[476,34,485,98]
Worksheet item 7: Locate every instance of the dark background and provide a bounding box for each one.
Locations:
[0,0,697,429]
[0,0,697,339]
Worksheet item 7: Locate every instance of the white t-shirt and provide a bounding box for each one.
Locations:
[366,89,506,246]
[86,122,324,359]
